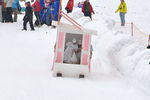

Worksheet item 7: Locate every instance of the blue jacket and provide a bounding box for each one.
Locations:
[47,3,55,15]
[12,0,21,9]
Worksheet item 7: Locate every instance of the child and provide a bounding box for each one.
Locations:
[22,2,34,31]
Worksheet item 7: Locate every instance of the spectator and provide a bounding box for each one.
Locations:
[115,0,127,26]
[6,0,13,22]
[32,0,42,27]
[22,2,34,31]
[12,0,21,22]
[65,0,74,13]
[0,0,3,22]
[2,1,7,23]
[46,0,54,26]
[82,0,95,20]
[78,2,83,8]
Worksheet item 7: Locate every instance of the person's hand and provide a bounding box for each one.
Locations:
[115,11,117,13]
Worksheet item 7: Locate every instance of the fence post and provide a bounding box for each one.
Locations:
[131,22,134,36]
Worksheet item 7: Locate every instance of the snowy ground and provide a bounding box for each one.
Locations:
[0,0,150,100]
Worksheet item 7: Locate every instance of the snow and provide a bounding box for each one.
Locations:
[0,0,150,100]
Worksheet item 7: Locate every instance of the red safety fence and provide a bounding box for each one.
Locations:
[115,22,150,47]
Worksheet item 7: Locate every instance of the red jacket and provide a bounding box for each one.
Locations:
[82,2,94,14]
[65,0,74,11]
[32,1,42,12]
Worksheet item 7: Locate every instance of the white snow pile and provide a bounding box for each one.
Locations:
[74,2,150,95]
[75,0,150,95]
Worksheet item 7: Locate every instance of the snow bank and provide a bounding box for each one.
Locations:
[72,0,150,95]
[86,15,150,95]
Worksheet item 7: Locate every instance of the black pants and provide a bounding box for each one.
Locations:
[34,12,41,26]
[6,7,13,22]
[23,16,34,30]
[84,12,92,19]
[2,11,7,23]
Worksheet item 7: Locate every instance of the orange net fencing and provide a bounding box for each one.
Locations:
[115,22,150,47]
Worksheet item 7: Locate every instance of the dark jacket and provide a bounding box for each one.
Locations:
[2,2,7,12]
[25,6,33,18]
[82,1,94,14]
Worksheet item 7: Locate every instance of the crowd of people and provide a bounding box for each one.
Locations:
[65,0,95,20]
[0,0,128,29]
[0,0,21,23]
[0,0,96,30]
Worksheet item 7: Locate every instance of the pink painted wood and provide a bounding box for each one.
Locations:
[83,35,90,51]
[82,54,88,65]
[58,32,64,49]
[56,52,62,63]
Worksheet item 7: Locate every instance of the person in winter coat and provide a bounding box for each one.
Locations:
[65,0,74,13]
[78,2,84,8]
[82,0,95,20]
[12,0,21,22]
[63,38,78,64]
[22,2,34,31]
[115,0,127,26]
[2,2,7,23]
[0,0,3,22]
[32,0,42,26]
[46,0,54,26]
[5,0,13,22]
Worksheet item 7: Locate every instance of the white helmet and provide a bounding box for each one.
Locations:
[72,38,77,43]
